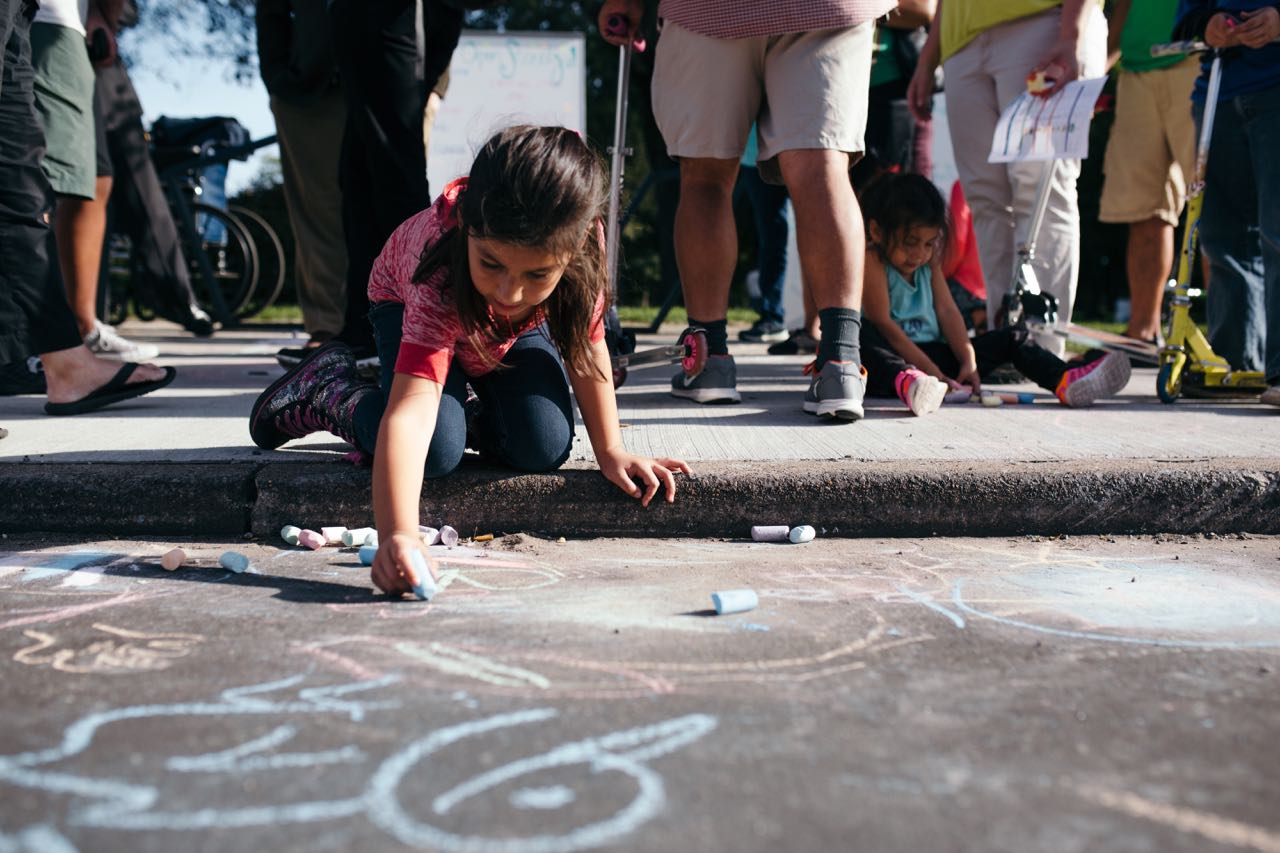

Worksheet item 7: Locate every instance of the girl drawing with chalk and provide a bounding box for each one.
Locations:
[859,172,1132,416]
[250,126,691,595]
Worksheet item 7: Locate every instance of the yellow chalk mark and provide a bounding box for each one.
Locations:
[1077,787,1280,852]
[13,623,204,674]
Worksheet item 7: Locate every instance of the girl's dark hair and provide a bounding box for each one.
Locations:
[860,171,949,261]
[414,125,609,378]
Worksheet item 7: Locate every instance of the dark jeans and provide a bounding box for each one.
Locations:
[329,0,461,354]
[352,302,575,477]
[0,0,82,362]
[861,323,1067,397]
[96,61,203,322]
[739,165,789,325]
[1196,80,1280,383]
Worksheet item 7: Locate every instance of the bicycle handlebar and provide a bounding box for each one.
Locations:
[155,134,278,177]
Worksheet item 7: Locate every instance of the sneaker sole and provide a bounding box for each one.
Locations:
[803,399,865,420]
[93,346,161,362]
[738,332,790,344]
[1063,353,1132,407]
[908,379,947,416]
[671,387,741,404]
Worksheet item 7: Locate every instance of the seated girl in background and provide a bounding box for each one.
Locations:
[859,172,1132,416]
[250,126,691,595]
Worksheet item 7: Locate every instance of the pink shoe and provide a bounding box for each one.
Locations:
[895,368,947,416]
[1055,351,1132,407]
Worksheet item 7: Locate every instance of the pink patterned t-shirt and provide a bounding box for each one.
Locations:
[366,177,606,384]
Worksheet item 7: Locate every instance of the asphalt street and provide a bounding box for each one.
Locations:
[1,532,1277,852]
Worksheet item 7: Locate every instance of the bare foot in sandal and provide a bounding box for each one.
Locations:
[41,345,173,413]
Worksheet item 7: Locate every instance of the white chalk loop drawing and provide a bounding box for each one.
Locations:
[0,674,717,852]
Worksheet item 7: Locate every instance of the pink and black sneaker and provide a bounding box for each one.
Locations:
[249,342,370,449]
[1055,350,1132,407]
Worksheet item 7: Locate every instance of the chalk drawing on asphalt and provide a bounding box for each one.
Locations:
[0,675,716,852]
[13,623,204,674]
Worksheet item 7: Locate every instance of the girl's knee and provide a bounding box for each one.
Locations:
[499,426,573,473]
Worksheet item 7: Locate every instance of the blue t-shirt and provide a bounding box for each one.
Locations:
[887,263,941,344]
[1176,0,1280,102]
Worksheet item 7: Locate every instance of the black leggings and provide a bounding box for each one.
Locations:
[861,323,1069,397]
[352,301,575,477]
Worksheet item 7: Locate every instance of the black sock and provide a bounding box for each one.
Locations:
[817,307,861,368]
[689,318,728,356]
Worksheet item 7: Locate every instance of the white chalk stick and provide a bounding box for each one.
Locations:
[788,525,816,544]
[751,525,789,542]
[711,589,758,615]
[342,527,376,547]
[365,530,379,547]
[218,551,251,574]
[410,550,438,601]
[980,393,1003,407]
[298,529,326,550]
[419,525,440,545]
[439,525,459,547]
[280,525,302,546]
[320,526,348,545]
[160,548,186,571]
[358,544,378,566]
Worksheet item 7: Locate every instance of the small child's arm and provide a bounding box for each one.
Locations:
[930,259,980,392]
[371,372,442,596]
[863,251,949,381]
[570,337,692,506]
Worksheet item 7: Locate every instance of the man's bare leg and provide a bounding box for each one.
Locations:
[1125,217,1173,341]
[52,175,113,338]
[673,157,740,331]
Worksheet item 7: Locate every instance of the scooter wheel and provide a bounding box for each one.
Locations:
[1157,361,1182,404]
[680,327,708,377]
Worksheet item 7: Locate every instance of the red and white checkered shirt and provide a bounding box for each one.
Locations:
[658,0,897,39]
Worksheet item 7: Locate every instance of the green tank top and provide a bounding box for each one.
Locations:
[887,263,941,344]
[1119,0,1183,73]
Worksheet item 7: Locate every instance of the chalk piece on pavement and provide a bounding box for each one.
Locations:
[218,551,251,574]
[366,531,379,547]
[473,533,494,542]
[342,527,376,547]
[711,589,758,615]
[439,525,459,547]
[1017,392,1036,404]
[410,550,438,601]
[358,544,378,566]
[280,525,301,546]
[981,393,1003,407]
[751,525,789,542]
[298,529,326,550]
[321,526,347,545]
[943,389,972,405]
[788,525,816,544]
[419,525,440,545]
[161,548,186,571]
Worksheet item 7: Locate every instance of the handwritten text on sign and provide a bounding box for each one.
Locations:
[989,77,1107,164]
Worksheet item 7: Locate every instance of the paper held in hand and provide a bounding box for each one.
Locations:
[988,77,1108,164]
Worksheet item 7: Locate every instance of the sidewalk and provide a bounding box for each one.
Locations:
[2,320,1278,537]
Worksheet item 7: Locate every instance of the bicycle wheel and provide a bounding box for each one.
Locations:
[228,204,287,318]
[185,202,259,319]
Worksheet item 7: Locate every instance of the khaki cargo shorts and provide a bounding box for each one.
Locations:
[652,19,874,184]
[1099,57,1201,227]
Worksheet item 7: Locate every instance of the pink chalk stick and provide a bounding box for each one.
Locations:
[161,548,186,571]
[298,529,326,550]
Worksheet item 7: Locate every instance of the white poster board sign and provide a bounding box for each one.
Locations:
[989,77,1107,163]
[427,31,587,196]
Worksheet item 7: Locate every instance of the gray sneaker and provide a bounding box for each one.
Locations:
[84,321,160,361]
[803,360,866,421]
[670,355,741,404]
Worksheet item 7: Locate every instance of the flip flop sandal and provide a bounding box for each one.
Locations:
[44,363,177,416]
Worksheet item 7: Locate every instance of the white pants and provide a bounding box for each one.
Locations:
[942,6,1107,355]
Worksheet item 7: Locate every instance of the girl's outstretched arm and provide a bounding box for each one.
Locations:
[371,373,442,596]
[570,337,693,507]
[930,257,980,392]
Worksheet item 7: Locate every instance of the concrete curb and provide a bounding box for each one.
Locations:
[3,458,1279,539]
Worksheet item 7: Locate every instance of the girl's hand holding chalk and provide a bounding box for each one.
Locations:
[598,447,692,507]
[370,531,438,598]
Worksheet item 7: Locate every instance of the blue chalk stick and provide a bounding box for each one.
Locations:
[1017,392,1036,404]
[218,551,251,574]
[410,550,438,601]
[358,544,378,566]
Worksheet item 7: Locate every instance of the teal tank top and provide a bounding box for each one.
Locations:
[887,263,940,344]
